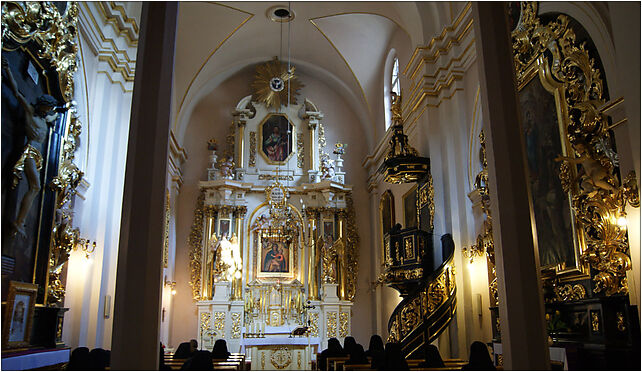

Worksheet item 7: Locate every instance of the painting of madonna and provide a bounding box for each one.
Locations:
[261,239,289,273]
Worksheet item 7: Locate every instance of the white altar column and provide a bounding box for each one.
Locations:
[196,282,244,352]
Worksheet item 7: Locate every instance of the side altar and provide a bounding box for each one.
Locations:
[188,59,358,369]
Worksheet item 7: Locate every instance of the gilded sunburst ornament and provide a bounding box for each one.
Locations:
[251,57,303,109]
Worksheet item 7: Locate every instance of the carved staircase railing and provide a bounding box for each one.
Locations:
[386,233,456,359]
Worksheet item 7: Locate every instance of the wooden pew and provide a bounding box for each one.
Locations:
[327,356,349,371]
[343,364,373,371]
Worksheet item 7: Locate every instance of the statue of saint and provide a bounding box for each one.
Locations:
[2,57,69,237]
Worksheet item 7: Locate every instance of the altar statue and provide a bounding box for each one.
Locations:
[321,236,337,284]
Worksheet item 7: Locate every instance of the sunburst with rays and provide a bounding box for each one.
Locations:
[251,57,303,109]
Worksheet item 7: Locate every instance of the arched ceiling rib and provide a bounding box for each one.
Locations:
[173,2,430,151]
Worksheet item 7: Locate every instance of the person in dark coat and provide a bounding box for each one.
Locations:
[343,336,358,358]
[211,339,231,360]
[174,342,192,359]
[418,344,445,368]
[181,350,213,370]
[365,335,385,359]
[345,344,369,366]
[384,342,408,371]
[462,341,495,370]
[319,337,345,370]
[67,347,91,370]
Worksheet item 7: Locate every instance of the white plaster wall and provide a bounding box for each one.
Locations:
[62,26,135,351]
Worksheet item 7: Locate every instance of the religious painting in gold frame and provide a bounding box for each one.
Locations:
[255,229,296,280]
[2,281,38,348]
[379,190,395,265]
[511,3,593,280]
[258,113,296,165]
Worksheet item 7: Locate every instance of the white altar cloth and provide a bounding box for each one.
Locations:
[241,336,320,354]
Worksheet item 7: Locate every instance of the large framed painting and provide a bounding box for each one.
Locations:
[259,114,294,165]
[256,231,295,279]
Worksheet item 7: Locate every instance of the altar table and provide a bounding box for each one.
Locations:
[242,336,320,370]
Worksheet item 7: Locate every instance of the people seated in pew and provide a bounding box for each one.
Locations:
[384,342,408,371]
[160,342,172,370]
[181,350,214,370]
[174,342,194,359]
[211,339,231,360]
[418,345,445,368]
[319,337,345,370]
[346,344,369,366]
[343,336,358,357]
[462,341,495,370]
[365,335,384,359]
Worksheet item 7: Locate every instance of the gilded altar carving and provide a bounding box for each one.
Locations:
[270,346,292,370]
[249,131,257,167]
[308,313,319,337]
[552,283,586,302]
[339,312,349,338]
[2,2,85,306]
[230,312,242,339]
[344,193,360,301]
[512,2,640,295]
[388,318,399,343]
[258,174,294,181]
[616,312,626,332]
[326,312,337,338]
[297,133,304,168]
[200,313,211,335]
[403,237,414,260]
[321,236,337,284]
[213,311,226,337]
[591,311,600,333]
[251,57,303,109]
[400,298,420,335]
[188,192,205,300]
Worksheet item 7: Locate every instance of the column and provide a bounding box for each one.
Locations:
[337,210,348,300]
[472,3,549,369]
[307,209,319,300]
[232,207,246,300]
[111,2,178,370]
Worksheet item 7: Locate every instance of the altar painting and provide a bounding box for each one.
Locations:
[260,114,293,164]
[258,233,294,278]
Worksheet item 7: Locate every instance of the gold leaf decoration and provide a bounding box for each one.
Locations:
[251,57,303,109]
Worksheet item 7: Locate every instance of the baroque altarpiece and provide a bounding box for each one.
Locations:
[188,58,359,369]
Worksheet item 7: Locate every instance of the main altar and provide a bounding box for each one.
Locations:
[187,59,358,369]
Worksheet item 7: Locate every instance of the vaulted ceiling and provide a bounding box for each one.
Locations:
[172,2,451,150]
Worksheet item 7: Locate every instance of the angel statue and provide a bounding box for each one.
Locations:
[555,139,618,196]
[321,236,337,284]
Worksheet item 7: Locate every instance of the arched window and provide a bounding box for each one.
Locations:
[383,49,399,131]
[391,57,400,96]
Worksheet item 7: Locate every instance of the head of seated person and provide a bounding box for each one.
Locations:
[419,345,445,368]
[88,348,109,370]
[463,341,495,370]
[68,347,91,371]
[384,342,408,371]
[211,339,231,359]
[174,342,193,359]
[366,335,384,357]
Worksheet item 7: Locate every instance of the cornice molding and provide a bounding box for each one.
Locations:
[78,2,139,92]
[168,131,188,191]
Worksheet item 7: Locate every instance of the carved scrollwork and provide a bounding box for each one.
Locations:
[188,192,205,300]
[513,2,640,296]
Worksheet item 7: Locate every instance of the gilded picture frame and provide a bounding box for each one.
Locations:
[2,281,38,349]
[255,230,296,279]
[379,190,395,266]
[258,113,296,165]
[513,5,590,280]
[402,185,418,229]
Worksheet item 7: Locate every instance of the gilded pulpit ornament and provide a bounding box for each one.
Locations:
[380,92,430,183]
[513,2,640,296]
[251,57,303,109]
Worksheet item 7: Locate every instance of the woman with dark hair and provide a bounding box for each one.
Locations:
[67,347,91,370]
[181,350,213,370]
[384,342,408,371]
[462,341,495,370]
[319,338,344,370]
[211,339,231,360]
[343,336,358,358]
[174,342,192,359]
[418,344,445,368]
[365,335,385,358]
[345,344,369,366]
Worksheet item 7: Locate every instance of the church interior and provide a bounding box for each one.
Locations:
[1,1,640,370]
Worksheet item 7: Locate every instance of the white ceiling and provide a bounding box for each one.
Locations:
[172,2,449,149]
